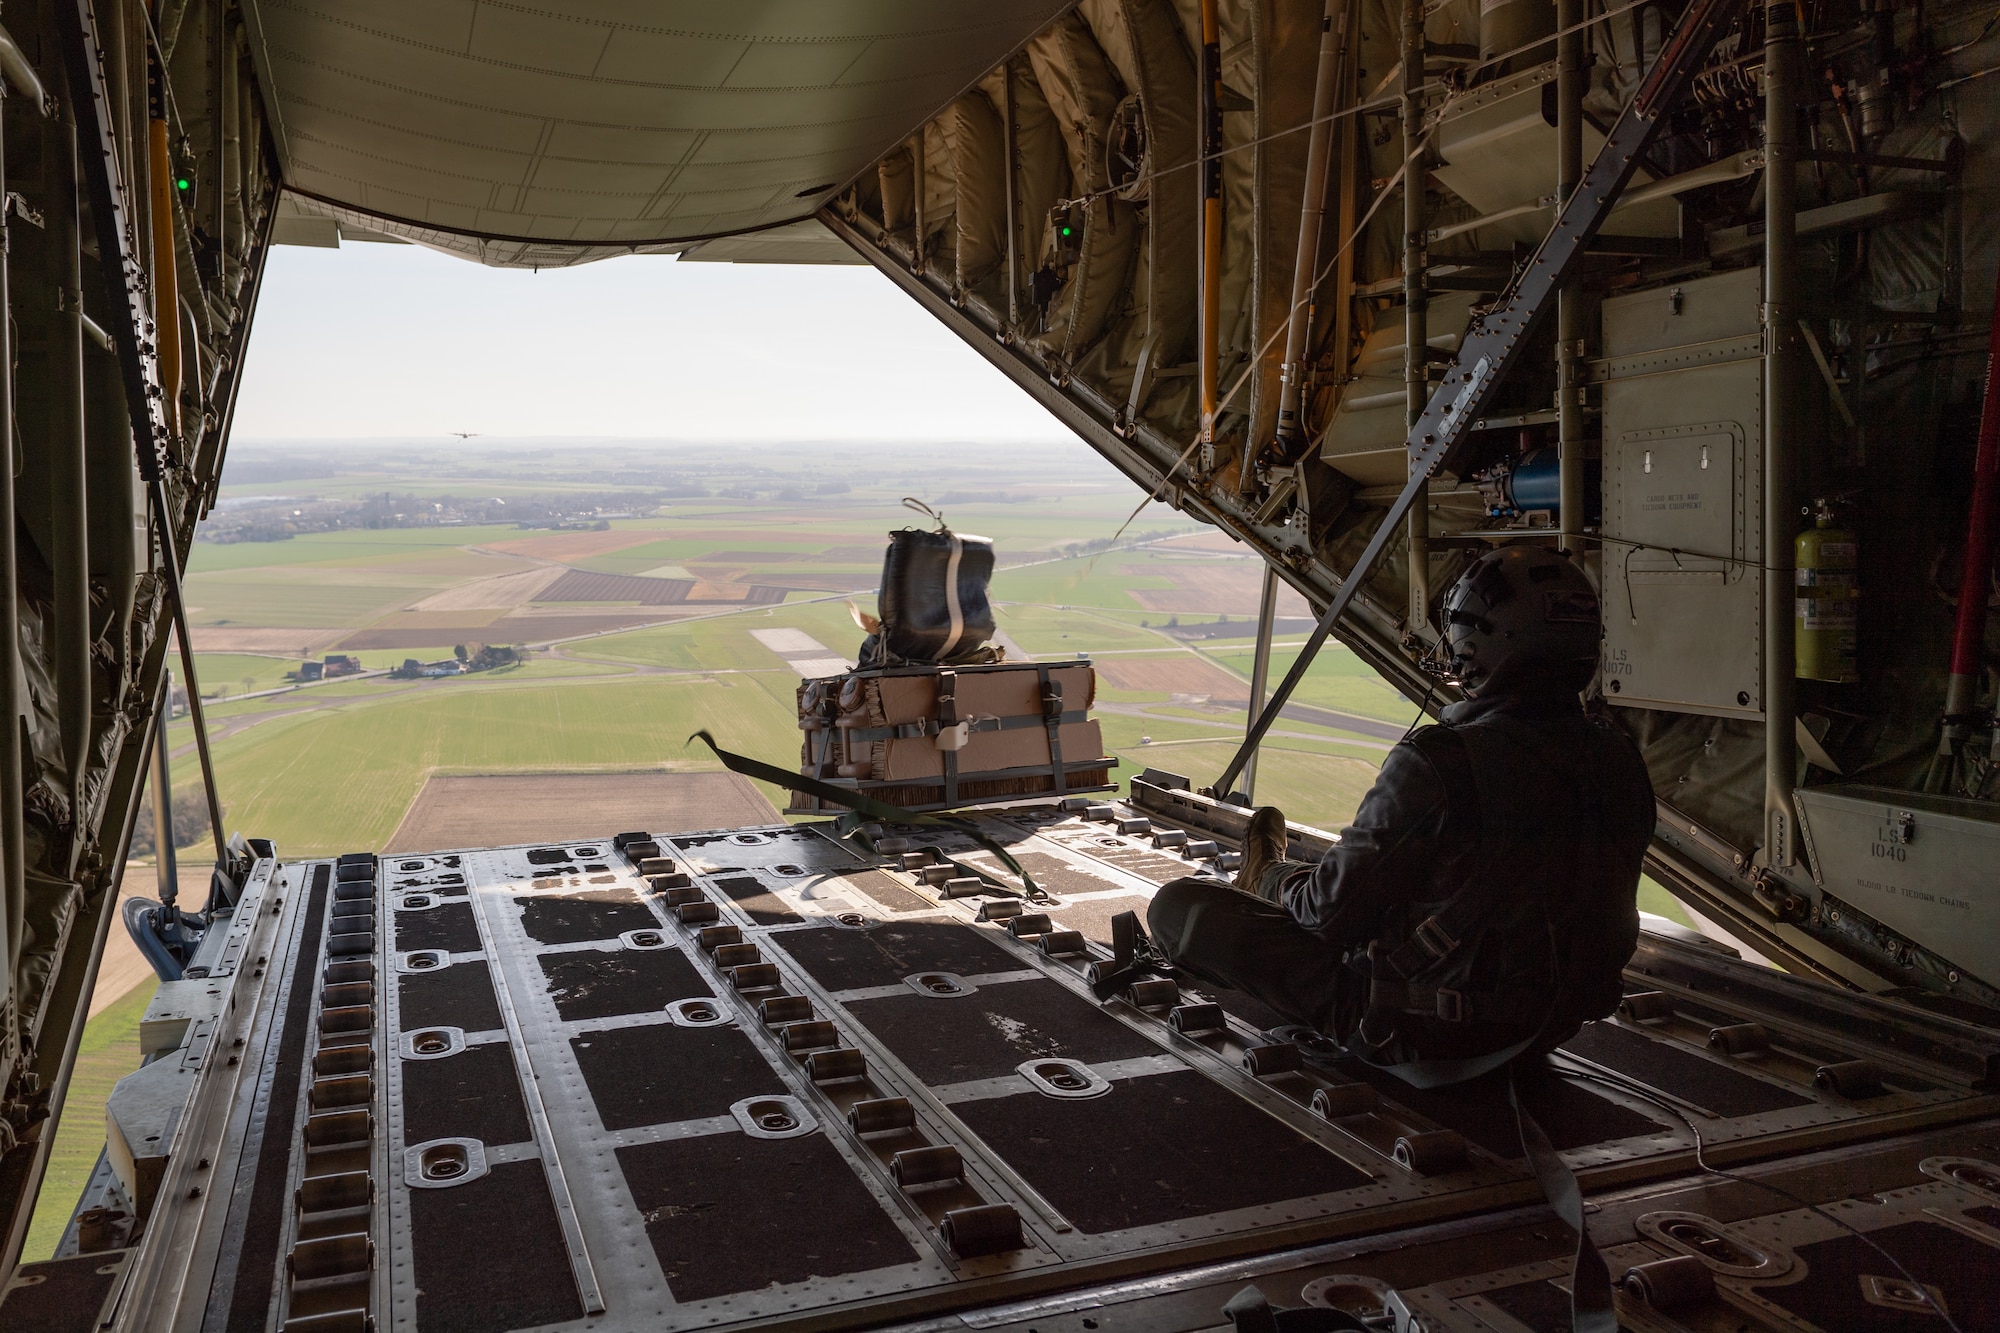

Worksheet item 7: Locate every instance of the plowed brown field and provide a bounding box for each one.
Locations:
[1093,654,1249,701]
[1128,562,1315,616]
[387,772,778,852]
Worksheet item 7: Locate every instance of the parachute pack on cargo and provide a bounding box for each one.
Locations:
[856,499,1001,668]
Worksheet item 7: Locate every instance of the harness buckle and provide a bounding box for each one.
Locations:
[1414,915,1458,961]
[1435,988,1465,1023]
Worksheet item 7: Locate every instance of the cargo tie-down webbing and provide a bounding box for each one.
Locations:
[688,730,1046,902]
[1350,986,1611,1331]
[1510,1067,1616,1333]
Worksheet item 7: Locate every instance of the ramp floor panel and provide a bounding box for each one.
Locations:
[841,868,934,914]
[1034,828,1211,885]
[1561,1018,1812,1117]
[401,1039,532,1146]
[398,961,503,1033]
[571,1022,790,1130]
[408,1158,583,1331]
[777,917,1023,991]
[537,946,712,1021]
[1040,893,1155,950]
[1333,1058,1670,1157]
[394,899,483,954]
[617,1131,921,1303]
[949,1068,1372,1234]
[964,850,1132,899]
[841,977,1160,1084]
[709,871,805,925]
[1478,1276,1606,1332]
[1750,1220,2000,1332]
[517,890,654,945]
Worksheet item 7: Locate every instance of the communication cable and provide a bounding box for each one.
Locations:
[1557,1055,1967,1332]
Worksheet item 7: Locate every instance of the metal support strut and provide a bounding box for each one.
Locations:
[1001,60,1020,336]
[1240,564,1281,801]
[1556,0,1587,549]
[1763,0,1801,868]
[1197,0,1224,459]
[0,27,32,1046]
[151,668,180,908]
[50,78,91,847]
[149,486,229,867]
[1401,0,1431,634]
[1214,0,1748,796]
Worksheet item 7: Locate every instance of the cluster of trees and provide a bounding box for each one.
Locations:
[127,795,217,858]
[200,489,667,542]
[1056,527,1187,560]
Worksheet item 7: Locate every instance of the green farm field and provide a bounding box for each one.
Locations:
[23,984,153,1261]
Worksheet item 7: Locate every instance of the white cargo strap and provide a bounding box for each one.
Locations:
[939,532,965,658]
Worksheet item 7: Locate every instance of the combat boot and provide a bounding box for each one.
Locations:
[1236,806,1289,900]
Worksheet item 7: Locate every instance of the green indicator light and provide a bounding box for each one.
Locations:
[1060,226,1073,236]
[176,177,190,190]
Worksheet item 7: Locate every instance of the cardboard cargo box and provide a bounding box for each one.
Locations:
[793,660,1114,813]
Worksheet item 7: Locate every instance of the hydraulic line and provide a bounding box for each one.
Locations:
[1328,25,1360,417]
[148,51,179,439]
[1197,0,1223,458]
[1271,0,1350,454]
[1940,274,2000,754]
[0,23,44,111]
[911,131,925,275]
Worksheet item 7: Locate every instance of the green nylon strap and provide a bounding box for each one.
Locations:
[1511,1068,1617,1333]
[687,730,1044,902]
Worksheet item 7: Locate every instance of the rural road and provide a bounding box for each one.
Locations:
[1093,702,1396,752]
[1269,701,1411,742]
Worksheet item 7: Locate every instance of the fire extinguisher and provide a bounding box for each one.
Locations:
[1797,498,1859,682]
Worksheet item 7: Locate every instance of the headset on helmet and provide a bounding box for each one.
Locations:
[1441,546,1601,695]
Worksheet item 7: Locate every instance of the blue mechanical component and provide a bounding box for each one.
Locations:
[1506,450,1563,513]
[123,896,207,983]
[1477,449,1601,522]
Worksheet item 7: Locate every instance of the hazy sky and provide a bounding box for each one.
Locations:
[232,239,1076,444]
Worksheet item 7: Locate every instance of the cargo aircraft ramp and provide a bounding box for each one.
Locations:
[11,786,1996,1333]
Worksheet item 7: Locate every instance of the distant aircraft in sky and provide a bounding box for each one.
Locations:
[450,431,480,439]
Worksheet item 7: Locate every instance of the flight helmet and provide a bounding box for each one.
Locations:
[1441,546,1601,695]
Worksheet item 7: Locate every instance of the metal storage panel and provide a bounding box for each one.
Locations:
[1795,785,2000,991]
[1599,267,1765,718]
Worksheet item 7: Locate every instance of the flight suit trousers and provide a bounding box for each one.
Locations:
[1147,871,1366,1040]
